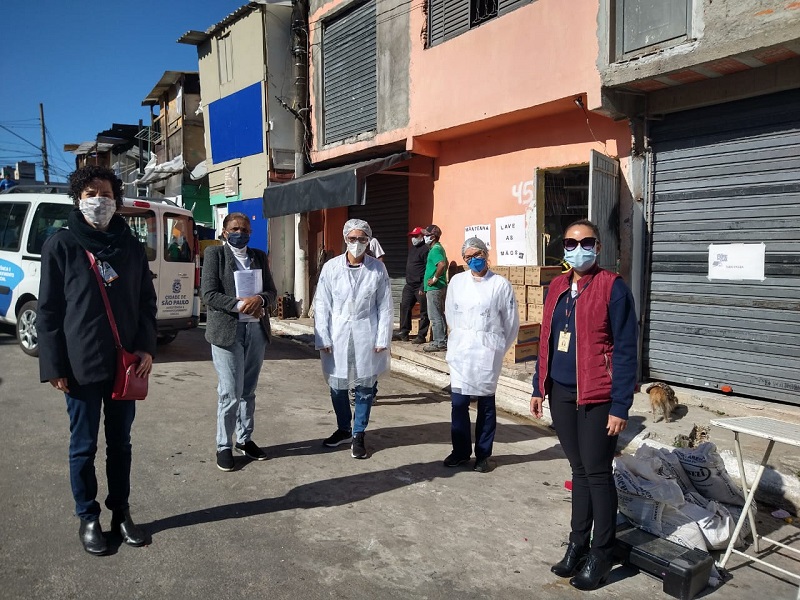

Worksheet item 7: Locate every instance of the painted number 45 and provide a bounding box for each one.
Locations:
[512,180,534,206]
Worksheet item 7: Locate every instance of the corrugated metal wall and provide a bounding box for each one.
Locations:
[322,0,377,144]
[348,171,409,319]
[645,89,800,403]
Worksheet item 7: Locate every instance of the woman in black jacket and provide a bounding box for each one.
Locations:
[38,166,157,556]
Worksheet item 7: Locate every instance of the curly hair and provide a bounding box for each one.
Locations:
[67,165,124,207]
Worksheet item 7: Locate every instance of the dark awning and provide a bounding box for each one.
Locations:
[262,151,411,218]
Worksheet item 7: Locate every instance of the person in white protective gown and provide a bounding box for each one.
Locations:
[443,237,519,473]
[314,219,393,459]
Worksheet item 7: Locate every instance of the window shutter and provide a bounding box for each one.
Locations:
[498,0,532,17]
[428,0,469,47]
[323,1,377,143]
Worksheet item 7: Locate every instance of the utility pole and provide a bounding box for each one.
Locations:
[292,0,311,317]
[39,103,50,184]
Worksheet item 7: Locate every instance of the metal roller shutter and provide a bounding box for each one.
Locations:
[645,89,800,403]
[348,170,409,320]
[322,1,377,144]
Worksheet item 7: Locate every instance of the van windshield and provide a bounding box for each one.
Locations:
[164,213,194,263]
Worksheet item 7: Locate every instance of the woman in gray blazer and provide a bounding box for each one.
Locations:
[201,213,277,471]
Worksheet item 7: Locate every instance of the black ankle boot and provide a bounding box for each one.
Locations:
[550,542,589,577]
[111,509,148,547]
[569,553,613,591]
[79,519,108,555]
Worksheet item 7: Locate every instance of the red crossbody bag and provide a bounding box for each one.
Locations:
[86,251,149,400]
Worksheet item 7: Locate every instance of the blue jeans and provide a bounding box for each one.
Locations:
[331,384,376,434]
[65,381,136,520]
[451,392,496,460]
[212,321,267,451]
[426,288,447,347]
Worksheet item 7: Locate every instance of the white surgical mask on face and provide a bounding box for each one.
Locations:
[347,240,367,258]
[79,196,117,229]
[423,235,434,245]
[411,236,423,246]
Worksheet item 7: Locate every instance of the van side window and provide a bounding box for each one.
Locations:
[0,203,28,251]
[165,214,194,263]
[27,202,72,255]
[121,211,158,261]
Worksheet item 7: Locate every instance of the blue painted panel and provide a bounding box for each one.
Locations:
[228,198,268,253]
[209,83,264,163]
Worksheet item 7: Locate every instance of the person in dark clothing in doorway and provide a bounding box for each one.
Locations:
[393,226,430,343]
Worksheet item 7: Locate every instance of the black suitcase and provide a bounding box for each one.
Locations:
[614,521,714,600]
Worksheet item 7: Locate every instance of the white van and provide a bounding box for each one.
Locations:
[0,191,200,356]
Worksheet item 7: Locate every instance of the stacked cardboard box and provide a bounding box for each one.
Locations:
[504,322,541,364]
[508,266,561,321]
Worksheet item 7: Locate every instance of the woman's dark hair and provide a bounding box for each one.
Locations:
[67,165,124,207]
[565,218,601,241]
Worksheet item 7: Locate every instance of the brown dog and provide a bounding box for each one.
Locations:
[645,382,678,423]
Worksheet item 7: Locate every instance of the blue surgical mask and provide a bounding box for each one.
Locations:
[564,246,597,272]
[467,257,487,273]
[227,232,250,249]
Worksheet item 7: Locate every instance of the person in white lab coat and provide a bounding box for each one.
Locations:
[443,237,519,473]
[314,219,393,459]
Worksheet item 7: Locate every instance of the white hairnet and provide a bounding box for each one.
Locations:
[462,236,488,257]
[343,218,372,238]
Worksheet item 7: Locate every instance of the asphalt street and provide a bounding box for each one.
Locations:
[0,326,798,599]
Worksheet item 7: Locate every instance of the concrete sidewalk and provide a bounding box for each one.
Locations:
[1,326,798,599]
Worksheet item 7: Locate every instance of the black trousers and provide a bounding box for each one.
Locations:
[549,381,618,561]
[399,283,429,339]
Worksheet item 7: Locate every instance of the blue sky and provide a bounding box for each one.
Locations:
[0,1,242,182]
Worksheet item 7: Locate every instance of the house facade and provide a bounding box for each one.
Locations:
[598,0,800,403]
[179,2,296,294]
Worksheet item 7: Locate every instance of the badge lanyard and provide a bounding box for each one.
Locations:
[557,275,595,352]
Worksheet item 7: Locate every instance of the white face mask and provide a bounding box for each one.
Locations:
[411,236,424,246]
[346,240,368,258]
[79,196,117,229]
[423,235,434,245]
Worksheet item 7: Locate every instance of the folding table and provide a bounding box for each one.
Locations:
[711,416,800,583]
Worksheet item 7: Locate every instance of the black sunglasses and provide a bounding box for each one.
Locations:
[563,237,598,251]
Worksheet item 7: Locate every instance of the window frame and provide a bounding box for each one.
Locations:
[613,0,692,62]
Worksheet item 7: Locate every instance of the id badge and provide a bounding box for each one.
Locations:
[557,331,571,352]
[99,261,119,284]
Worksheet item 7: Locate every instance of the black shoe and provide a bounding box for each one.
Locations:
[392,331,409,341]
[423,342,444,353]
[443,453,470,467]
[79,519,108,556]
[550,542,589,578]
[351,432,368,459]
[473,457,491,473]
[411,337,426,345]
[216,449,235,471]
[235,440,268,460]
[323,428,352,447]
[111,509,149,547]
[569,553,613,591]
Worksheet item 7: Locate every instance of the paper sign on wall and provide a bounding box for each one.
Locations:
[495,214,527,266]
[707,243,765,281]
[464,224,491,249]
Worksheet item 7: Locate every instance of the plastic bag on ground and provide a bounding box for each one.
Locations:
[614,454,686,507]
[673,442,746,506]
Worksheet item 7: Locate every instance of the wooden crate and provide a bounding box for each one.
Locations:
[504,341,539,364]
[526,285,547,304]
[508,266,526,285]
[517,322,541,344]
[526,304,544,323]
[525,266,562,286]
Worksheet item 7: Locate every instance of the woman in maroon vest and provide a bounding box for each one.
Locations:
[530,219,638,591]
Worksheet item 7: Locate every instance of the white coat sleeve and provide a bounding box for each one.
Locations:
[314,265,333,349]
[500,279,519,353]
[375,264,393,349]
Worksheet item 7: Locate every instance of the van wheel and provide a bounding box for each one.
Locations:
[157,333,178,345]
[17,300,39,357]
